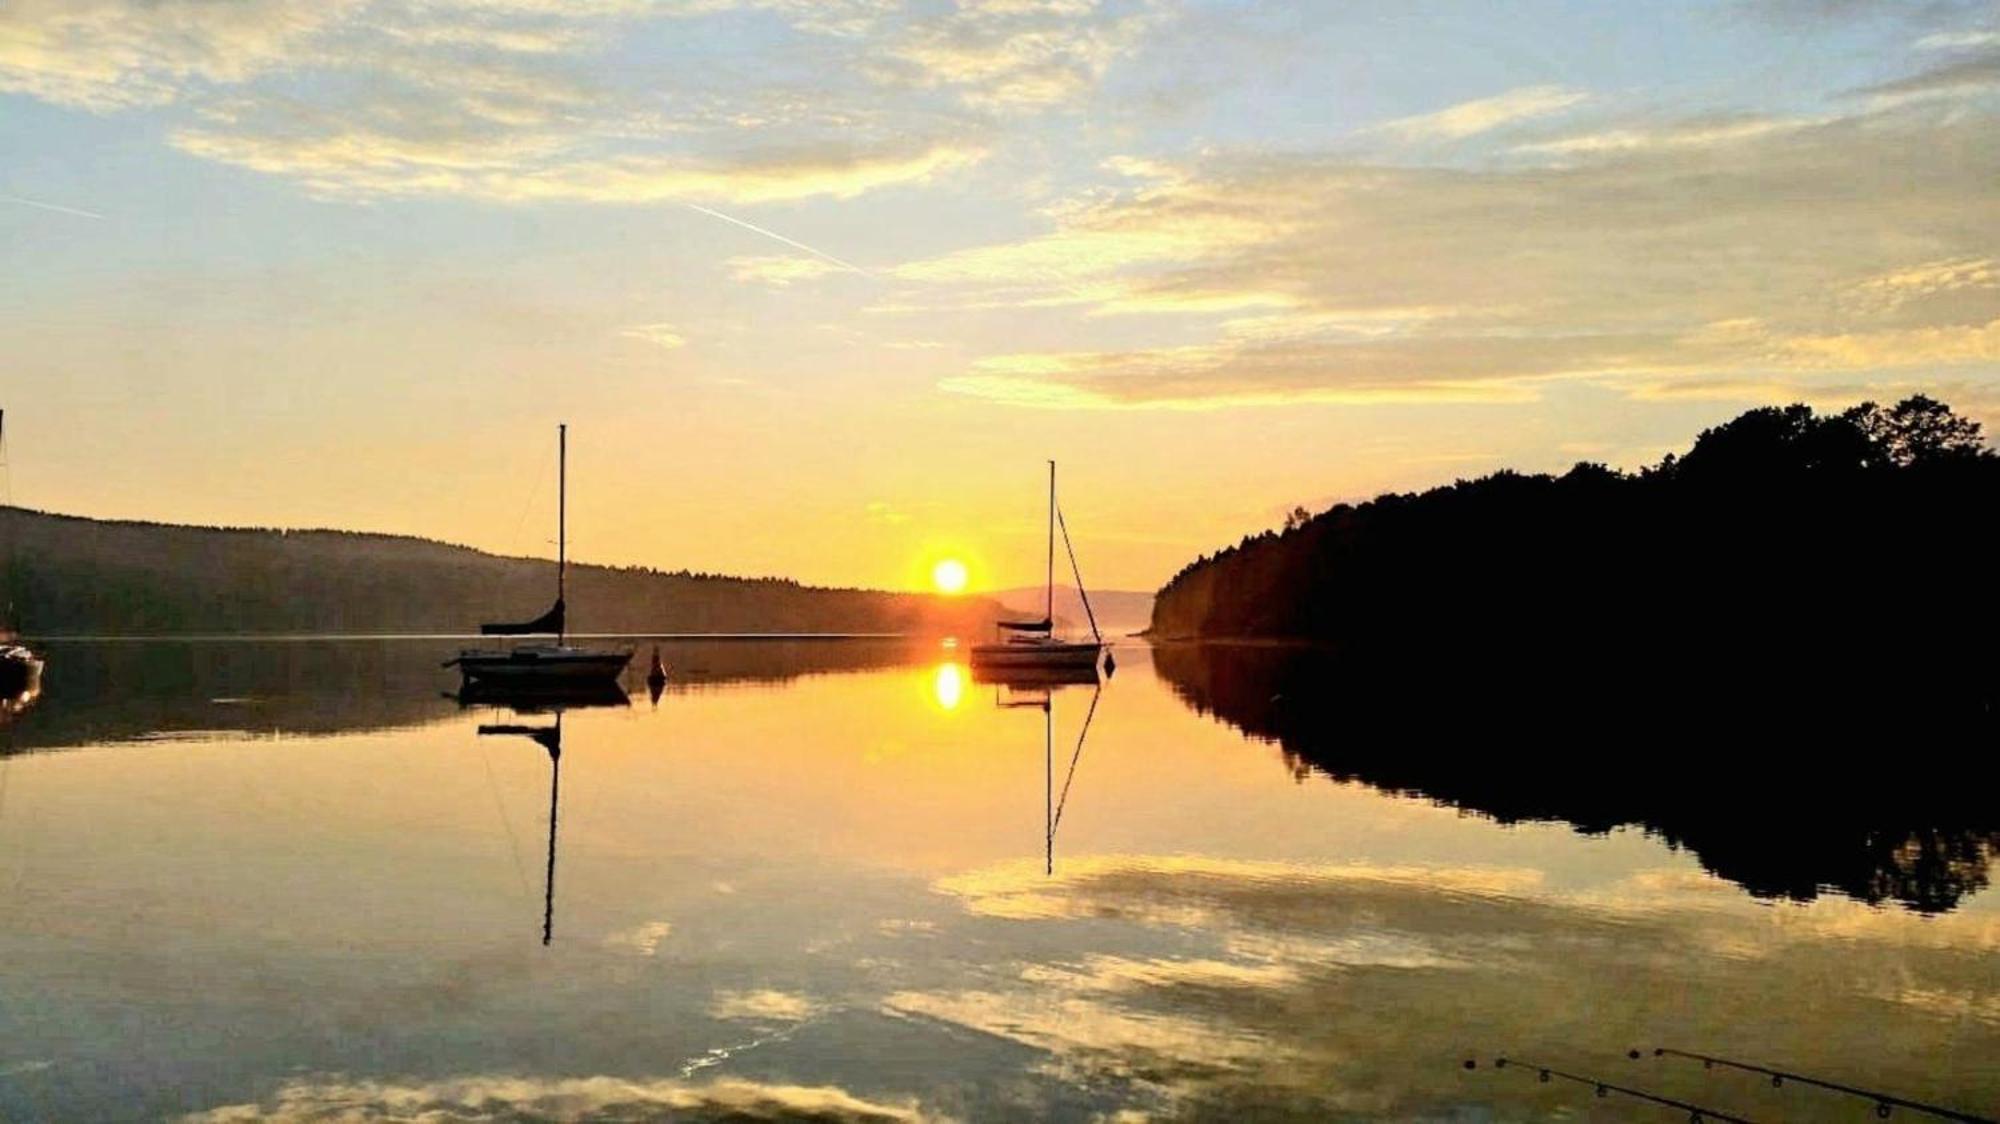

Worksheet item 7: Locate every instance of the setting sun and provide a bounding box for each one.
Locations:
[931,558,968,595]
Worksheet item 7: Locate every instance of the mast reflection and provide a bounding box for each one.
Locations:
[988,668,1102,876]
[462,682,627,946]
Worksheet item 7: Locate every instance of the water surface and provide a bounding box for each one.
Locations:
[1,639,1994,1122]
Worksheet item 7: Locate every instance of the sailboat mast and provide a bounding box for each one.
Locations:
[1045,460,1055,624]
[558,423,567,645]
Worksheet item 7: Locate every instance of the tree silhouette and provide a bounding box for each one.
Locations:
[1851,394,1992,466]
[1151,394,2000,702]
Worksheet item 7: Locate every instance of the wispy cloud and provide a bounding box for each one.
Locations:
[1367,84,1589,143]
[5,0,996,209]
[708,989,821,1022]
[181,1074,933,1122]
[1917,29,2000,49]
[729,255,852,287]
[0,0,365,110]
[1516,113,1818,155]
[169,121,985,205]
[1849,46,2000,102]
[872,0,1163,111]
[621,324,687,349]
[903,99,2000,409]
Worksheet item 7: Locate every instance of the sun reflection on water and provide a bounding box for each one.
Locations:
[932,662,966,711]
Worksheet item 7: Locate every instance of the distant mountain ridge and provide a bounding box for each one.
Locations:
[2,506,1011,637]
[993,585,1155,637]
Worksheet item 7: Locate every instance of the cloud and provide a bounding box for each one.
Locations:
[1852,47,2000,101]
[0,0,363,110]
[181,1075,933,1123]
[1732,0,1991,26]
[603,919,675,953]
[1841,256,2000,312]
[653,0,903,38]
[3,0,992,208]
[654,0,1159,112]
[1516,112,1820,155]
[1772,317,2000,369]
[171,122,985,204]
[873,0,1162,111]
[1917,29,2000,49]
[708,989,822,1021]
[729,255,855,287]
[900,101,2000,408]
[886,849,2000,1117]
[1367,85,1589,142]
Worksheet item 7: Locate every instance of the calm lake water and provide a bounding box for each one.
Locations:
[1,639,1995,1122]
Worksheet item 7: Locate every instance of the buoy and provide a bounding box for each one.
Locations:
[646,644,667,688]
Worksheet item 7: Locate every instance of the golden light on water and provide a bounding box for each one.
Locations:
[932,558,969,594]
[932,662,965,711]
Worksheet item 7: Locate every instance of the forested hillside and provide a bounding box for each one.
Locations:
[1150,396,2000,684]
[0,507,1007,636]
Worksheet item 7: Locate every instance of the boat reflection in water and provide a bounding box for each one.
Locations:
[453,679,631,714]
[459,682,629,946]
[986,665,1103,876]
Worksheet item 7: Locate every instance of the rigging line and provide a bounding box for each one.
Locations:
[1646,1047,1998,1124]
[1054,501,1102,643]
[1485,1057,1760,1124]
[507,462,548,559]
[476,736,533,901]
[1049,683,1101,838]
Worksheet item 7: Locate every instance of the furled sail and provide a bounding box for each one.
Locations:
[998,617,1053,632]
[481,598,564,636]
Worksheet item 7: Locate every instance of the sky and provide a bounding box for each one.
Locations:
[3,0,1998,593]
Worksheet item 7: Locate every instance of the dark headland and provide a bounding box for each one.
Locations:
[1149,395,1999,715]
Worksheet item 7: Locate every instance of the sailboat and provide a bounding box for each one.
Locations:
[970,461,1105,674]
[446,425,632,686]
[0,409,44,699]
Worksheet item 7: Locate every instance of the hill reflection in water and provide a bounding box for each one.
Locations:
[2,637,946,752]
[1153,641,2000,914]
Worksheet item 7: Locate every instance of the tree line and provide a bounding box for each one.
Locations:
[1,507,1006,636]
[1149,395,1999,693]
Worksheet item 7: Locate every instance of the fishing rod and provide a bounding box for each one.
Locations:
[1640,1047,1997,1123]
[1471,1056,1760,1123]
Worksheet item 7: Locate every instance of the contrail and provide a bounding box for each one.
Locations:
[680,201,871,277]
[2,194,104,220]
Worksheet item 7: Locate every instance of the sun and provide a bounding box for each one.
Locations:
[932,558,969,594]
